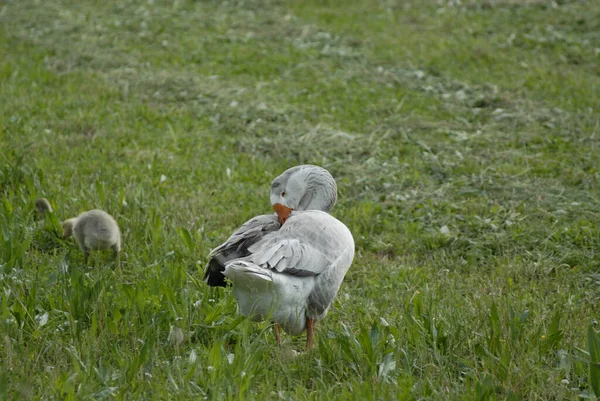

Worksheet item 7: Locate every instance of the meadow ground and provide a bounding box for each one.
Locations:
[1,0,600,399]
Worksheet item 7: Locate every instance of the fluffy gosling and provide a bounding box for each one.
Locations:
[32,197,62,251]
[35,197,54,227]
[35,197,53,215]
[62,209,121,265]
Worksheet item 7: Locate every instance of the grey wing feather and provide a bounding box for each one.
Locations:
[204,214,281,287]
[245,236,332,277]
[208,214,280,257]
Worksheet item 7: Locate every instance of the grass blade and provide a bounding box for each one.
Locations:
[588,325,600,397]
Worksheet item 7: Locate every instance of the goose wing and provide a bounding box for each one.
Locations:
[245,235,331,277]
[243,210,352,277]
[204,214,281,287]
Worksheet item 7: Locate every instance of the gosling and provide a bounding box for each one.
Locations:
[35,197,53,227]
[35,197,53,215]
[32,197,62,251]
[62,210,121,265]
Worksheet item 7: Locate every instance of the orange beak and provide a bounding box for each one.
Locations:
[273,203,293,224]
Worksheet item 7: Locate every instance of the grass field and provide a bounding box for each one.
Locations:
[1,0,600,399]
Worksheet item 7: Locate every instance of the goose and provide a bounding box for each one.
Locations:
[62,209,121,265]
[204,165,354,348]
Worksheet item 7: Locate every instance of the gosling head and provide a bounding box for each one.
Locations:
[35,198,53,215]
[62,218,76,239]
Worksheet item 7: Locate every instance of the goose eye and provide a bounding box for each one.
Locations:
[281,191,286,197]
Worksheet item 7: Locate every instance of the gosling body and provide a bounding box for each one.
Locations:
[63,209,121,263]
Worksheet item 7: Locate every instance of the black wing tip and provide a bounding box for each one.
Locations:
[203,258,228,287]
[283,267,318,277]
[204,273,228,287]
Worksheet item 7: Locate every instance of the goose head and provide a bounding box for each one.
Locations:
[270,165,337,224]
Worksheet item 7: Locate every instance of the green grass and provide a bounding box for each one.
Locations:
[1,0,599,399]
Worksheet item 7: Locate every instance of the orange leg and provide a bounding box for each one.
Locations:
[274,323,282,345]
[306,317,315,350]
